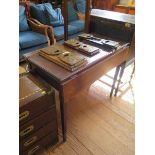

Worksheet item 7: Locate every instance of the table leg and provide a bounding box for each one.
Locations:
[114,61,126,96]
[129,61,135,83]
[59,86,67,142]
[110,65,121,98]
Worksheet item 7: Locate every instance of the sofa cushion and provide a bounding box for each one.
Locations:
[68,1,78,22]
[44,3,57,22]
[50,8,64,27]
[54,25,79,40]
[19,6,29,32]
[19,43,48,59]
[69,20,84,32]
[30,4,47,24]
[45,3,64,27]
[76,0,86,14]
[19,31,47,49]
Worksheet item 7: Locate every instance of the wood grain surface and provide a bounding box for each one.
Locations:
[40,66,135,155]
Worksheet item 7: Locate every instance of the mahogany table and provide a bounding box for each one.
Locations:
[24,43,129,142]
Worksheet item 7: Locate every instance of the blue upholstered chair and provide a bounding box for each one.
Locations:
[19,5,52,62]
[29,2,84,43]
[76,0,86,14]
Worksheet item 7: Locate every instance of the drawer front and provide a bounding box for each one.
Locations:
[21,131,58,155]
[20,108,56,140]
[20,120,58,152]
[20,90,55,125]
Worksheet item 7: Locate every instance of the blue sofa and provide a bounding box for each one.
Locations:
[29,2,85,43]
[19,5,52,61]
[75,0,86,14]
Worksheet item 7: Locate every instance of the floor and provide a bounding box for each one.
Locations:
[40,64,135,155]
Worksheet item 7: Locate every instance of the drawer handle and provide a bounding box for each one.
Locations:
[41,90,46,95]
[125,22,131,28]
[20,125,34,137]
[24,136,37,147]
[19,111,30,122]
[28,145,40,155]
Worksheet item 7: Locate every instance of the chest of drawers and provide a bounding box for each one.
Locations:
[19,73,58,155]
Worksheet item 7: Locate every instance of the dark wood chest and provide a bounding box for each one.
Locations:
[19,73,58,155]
[90,9,135,60]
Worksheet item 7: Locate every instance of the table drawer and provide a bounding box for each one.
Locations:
[20,120,57,152]
[19,108,56,140]
[21,131,58,155]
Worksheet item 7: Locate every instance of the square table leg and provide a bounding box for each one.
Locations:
[59,86,67,142]
[110,65,121,97]
[114,61,126,96]
[129,61,135,83]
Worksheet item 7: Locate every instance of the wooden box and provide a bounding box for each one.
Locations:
[19,73,58,155]
[19,73,56,125]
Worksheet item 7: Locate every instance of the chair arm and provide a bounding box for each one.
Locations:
[27,19,52,45]
[47,25,56,44]
[76,12,85,21]
[29,18,43,25]
[28,18,56,45]
[27,18,48,35]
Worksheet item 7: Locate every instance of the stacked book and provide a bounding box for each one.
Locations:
[39,46,87,72]
[64,39,100,56]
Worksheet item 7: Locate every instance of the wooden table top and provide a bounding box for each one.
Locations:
[25,40,128,83]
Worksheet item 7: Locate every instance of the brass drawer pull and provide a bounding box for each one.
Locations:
[28,145,40,155]
[24,136,37,147]
[125,22,131,28]
[20,125,34,137]
[41,90,46,95]
[19,111,30,122]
